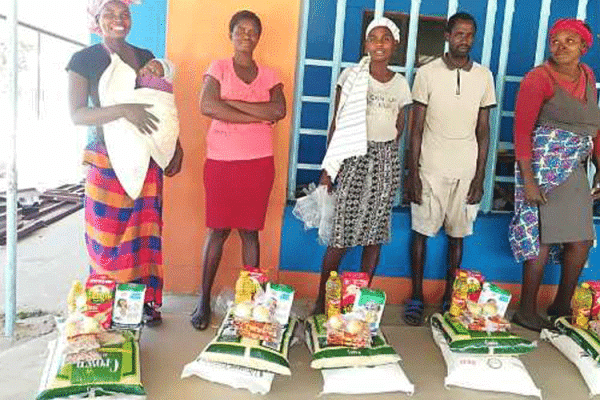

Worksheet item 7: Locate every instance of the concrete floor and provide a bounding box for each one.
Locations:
[0,211,596,399]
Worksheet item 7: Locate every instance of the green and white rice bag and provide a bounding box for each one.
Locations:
[431,313,536,355]
[432,323,542,398]
[305,314,400,369]
[36,330,145,400]
[554,316,600,363]
[320,363,414,395]
[181,358,274,395]
[542,328,600,397]
[199,307,297,375]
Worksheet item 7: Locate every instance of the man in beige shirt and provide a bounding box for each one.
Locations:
[403,12,496,326]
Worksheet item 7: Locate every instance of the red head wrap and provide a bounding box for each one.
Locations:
[549,18,593,53]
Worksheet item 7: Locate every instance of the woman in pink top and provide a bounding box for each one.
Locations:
[191,10,286,330]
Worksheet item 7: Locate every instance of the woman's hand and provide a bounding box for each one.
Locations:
[164,140,183,177]
[591,171,600,201]
[523,180,547,205]
[319,170,333,193]
[121,103,159,134]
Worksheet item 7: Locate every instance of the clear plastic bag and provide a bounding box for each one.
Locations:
[211,287,235,318]
[292,184,336,245]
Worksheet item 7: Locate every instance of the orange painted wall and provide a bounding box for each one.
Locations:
[162,0,301,296]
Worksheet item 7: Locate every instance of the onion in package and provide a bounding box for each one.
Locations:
[84,275,116,330]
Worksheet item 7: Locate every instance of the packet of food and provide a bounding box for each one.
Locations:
[477,282,511,318]
[84,275,116,330]
[266,283,295,325]
[242,265,269,285]
[589,320,600,337]
[449,269,485,317]
[111,283,146,330]
[585,281,600,319]
[353,288,385,333]
[341,272,369,313]
[326,312,370,348]
[64,313,102,339]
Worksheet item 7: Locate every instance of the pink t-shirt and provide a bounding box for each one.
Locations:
[205,58,281,160]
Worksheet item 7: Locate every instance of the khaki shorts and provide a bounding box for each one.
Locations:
[410,171,479,238]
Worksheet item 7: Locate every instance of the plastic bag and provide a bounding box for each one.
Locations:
[292,184,336,245]
[211,287,235,318]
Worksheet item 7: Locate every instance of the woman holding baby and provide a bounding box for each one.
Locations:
[66,0,183,326]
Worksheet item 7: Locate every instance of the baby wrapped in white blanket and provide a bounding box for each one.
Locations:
[99,54,179,199]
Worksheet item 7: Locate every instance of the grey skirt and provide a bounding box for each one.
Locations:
[330,140,400,248]
[539,164,595,244]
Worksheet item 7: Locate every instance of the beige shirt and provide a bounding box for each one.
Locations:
[412,57,496,178]
[338,68,412,142]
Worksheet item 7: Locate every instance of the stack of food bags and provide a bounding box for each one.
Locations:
[305,271,414,395]
[37,276,147,400]
[431,269,541,398]
[182,267,297,395]
[542,282,600,397]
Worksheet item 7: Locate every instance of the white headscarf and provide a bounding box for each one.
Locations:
[365,17,400,42]
[155,59,175,83]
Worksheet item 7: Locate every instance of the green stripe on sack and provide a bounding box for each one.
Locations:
[431,313,536,355]
[36,384,145,400]
[205,343,246,357]
[556,317,600,363]
[312,345,397,360]
[249,348,289,368]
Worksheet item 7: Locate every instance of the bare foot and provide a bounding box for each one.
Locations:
[311,304,325,316]
[511,310,553,332]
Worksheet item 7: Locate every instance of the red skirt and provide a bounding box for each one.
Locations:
[204,156,274,230]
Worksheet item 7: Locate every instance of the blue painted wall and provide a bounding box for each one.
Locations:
[283,0,600,286]
[295,0,600,187]
[280,205,600,285]
[91,0,168,58]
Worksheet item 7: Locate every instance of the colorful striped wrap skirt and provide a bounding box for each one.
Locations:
[84,141,164,306]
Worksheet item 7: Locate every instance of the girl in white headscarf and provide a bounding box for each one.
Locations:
[313,18,413,314]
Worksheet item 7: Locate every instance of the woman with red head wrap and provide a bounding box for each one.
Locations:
[67,0,184,326]
[509,18,600,331]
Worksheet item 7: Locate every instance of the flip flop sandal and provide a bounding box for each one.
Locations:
[403,299,425,326]
[442,300,451,313]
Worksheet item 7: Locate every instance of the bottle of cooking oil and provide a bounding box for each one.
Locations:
[235,271,256,304]
[325,271,342,319]
[572,283,593,329]
[67,280,84,313]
